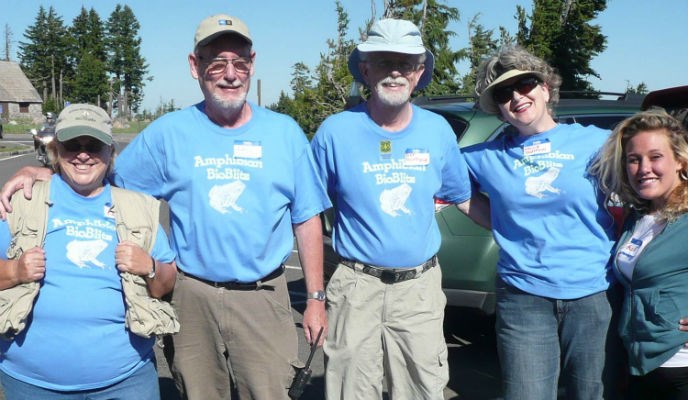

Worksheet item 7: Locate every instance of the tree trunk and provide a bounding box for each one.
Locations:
[561,0,576,25]
[51,55,56,102]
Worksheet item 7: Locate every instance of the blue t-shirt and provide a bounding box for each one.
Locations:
[112,102,331,282]
[0,174,175,391]
[311,103,472,267]
[462,123,615,299]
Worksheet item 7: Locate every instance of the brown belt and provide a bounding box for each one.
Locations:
[180,265,284,290]
[339,256,438,284]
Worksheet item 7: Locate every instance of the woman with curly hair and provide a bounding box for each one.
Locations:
[462,46,622,399]
[590,109,688,399]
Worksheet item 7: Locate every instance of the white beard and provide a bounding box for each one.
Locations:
[208,90,248,113]
[375,77,411,107]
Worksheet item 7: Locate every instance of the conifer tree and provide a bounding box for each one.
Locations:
[106,4,149,116]
[516,0,607,93]
[69,7,109,105]
[382,0,462,96]
[18,6,71,111]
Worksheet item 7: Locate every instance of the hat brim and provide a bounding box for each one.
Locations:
[348,48,435,91]
[478,69,546,114]
[196,31,252,48]
[57,126,113,145]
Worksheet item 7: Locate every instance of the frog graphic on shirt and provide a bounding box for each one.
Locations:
[525,167,561,198]
[66,239,108,268]
[208,180,246,214]
[380,183,413,217]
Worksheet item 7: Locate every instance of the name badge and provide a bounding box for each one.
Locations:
[404,149,430,166]
[379,140,392,161]
[619,238,643,260]
[523,140,551,156]
[234,141,262,159]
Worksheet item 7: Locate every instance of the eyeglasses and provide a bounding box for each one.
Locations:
[60,139,107,154]
[202,57,252,76]
[367,59,421,75]
[492,77,542,104]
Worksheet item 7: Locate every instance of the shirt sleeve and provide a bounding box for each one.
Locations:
[0,220,9,260]
[290,138,332,224]
[436,143,472,203]
[150,225,175,263]
[112,130,165,198]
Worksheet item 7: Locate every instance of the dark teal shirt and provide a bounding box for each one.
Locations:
[614,212,688,375]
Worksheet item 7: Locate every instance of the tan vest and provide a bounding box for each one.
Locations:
[1,179,179,339]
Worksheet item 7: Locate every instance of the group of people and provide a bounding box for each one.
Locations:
[0,11,686,400]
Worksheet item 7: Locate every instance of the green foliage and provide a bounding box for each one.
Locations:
[42,97,59,114]
[383,0,462,96]
[273,0,465,135]
[71,53,109,104]
[271,1,356,135]
[69,7,109,105]
[106,4,149,115]
[17,4,148,119]
[516,0,608,92]
[626,81,648,95]
[18,6,72,106]
[273,0,616,136]
[461,16,500,96]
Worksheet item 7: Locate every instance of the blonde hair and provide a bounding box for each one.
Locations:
[589,109,688,220]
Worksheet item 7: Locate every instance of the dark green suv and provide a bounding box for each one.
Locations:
[323,92,644,315]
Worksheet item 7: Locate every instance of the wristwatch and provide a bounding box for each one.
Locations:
[307,290,327,301]
[147,257,156,279]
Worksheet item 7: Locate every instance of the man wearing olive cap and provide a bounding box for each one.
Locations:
[311,18,487,399]
[0,13,331,400]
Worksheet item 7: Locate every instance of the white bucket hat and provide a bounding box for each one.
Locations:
[348,19,434,90]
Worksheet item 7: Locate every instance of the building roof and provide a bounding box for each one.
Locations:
[0,61,42,103]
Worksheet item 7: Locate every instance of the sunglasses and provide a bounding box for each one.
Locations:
[492,77,542,104]
[60,139,107,153]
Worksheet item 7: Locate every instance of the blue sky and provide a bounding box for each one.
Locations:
[3,0,687,112]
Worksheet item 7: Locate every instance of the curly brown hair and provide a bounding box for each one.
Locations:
[475,46,562,114]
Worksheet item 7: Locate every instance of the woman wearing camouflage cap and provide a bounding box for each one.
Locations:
[0,104,177,399]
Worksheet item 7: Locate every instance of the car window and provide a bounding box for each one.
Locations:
[434,113,469,142]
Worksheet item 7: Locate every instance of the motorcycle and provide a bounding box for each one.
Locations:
[30,112,57,166]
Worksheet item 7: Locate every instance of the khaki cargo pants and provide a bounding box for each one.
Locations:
[324,262,448,400]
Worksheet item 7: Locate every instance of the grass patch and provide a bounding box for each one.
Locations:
[2,120,150,135]
[113,120,150,134]
[0,143,31,153]
[3,124,34,134]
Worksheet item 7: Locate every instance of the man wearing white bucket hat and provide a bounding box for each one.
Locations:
[311,18,487,399]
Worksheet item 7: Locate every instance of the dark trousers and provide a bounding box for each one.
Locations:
[628,366,688,400]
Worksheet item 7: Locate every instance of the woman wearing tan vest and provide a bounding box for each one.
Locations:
[0,104,177,399]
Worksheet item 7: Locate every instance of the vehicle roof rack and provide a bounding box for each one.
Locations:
[559,90,645,103]
[413,94,477,105]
